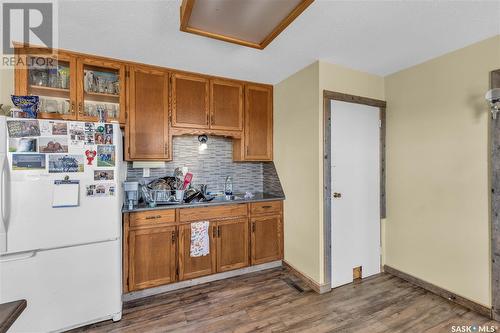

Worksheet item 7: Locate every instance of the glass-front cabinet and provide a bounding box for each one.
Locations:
[77,58,125,123]
[24,53,76,120]
[15,50,125,124]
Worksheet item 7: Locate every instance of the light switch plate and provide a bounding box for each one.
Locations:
[143,168,150,178]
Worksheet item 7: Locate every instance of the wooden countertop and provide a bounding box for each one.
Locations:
[0,300,26,333]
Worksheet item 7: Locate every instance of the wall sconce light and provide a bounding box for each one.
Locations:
[486,88,500,119]
[198,135,208,152]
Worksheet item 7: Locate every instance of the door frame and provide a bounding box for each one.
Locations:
[322,90,387,289]
[491,69,500,320]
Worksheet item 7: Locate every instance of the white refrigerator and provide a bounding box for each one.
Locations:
[0,116,124,332]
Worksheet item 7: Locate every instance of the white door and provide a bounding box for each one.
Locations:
[331,100,380,288]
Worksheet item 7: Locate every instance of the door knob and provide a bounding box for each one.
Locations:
[333,192,342,199]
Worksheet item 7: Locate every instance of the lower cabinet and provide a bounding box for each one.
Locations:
[216,218,249,272]
[124,201,283,292]
[128,225,177,291]
[250,215,282,265]
[178,222,216,280]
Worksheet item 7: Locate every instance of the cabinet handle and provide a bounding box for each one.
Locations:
[171,231,176,243]
[212,226,217,238]
[70,102,75,114]
[252,222,256,233]
[262,205,272,209]
[145,215,162,220]
[211,114,215,125]
[78,102,83,115]
[217,226,221,237]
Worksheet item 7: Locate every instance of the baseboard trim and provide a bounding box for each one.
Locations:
[384,265,492,318]
[123,260,282,302]
[283,260,331,294]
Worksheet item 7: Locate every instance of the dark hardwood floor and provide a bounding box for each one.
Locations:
[71,267,496,333]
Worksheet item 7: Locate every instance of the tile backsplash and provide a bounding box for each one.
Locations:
[126,135,283,196]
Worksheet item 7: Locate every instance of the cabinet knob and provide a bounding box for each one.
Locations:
[333,192,342,199]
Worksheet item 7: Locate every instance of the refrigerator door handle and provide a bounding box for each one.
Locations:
[1,155,10,230]
[0,153,7,253]
[0,250,36,263]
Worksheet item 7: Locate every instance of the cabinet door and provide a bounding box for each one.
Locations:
[15,51,77,120]
[244,84,273,160]
[251,215,282,265]
[127,66,170,160]
[128,226,176,291]
[216,218,249,272]
[210,79,243,131]
[76,57,125,123]
[171,73,209,129]
[178,222,216,281]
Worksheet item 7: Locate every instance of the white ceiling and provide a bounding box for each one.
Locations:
[58,0,500,84]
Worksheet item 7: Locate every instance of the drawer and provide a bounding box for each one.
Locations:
[179,204,247,222]
[129,210,176,228]
[250,201,282,216]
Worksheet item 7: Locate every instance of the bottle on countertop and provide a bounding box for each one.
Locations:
[224,176,233,196]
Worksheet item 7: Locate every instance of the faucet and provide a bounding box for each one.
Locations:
[199,184,208,195]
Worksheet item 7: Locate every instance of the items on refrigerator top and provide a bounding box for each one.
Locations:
[0,116,125,332]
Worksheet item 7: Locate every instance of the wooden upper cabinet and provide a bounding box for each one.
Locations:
[251,215,282,265]
[210,79,243,131]
[15,50,125,124]
[178,222,216,280]
[126,66,170,160]
[76,57,126,124]
[216,218,249,272]
[15,51,78,120]
[171,73,210,129]
[244,84,273,160]
[128,225,177,291]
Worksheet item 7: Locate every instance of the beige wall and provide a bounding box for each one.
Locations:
[385,36,500,307]
[274,62,321,282]
[274,61,385,284]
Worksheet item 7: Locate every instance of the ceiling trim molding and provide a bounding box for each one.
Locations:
[179,0,314,50]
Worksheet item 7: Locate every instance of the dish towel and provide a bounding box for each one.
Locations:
[190,221,210,257]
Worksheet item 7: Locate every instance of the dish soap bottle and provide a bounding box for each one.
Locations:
[224,176,233,196]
